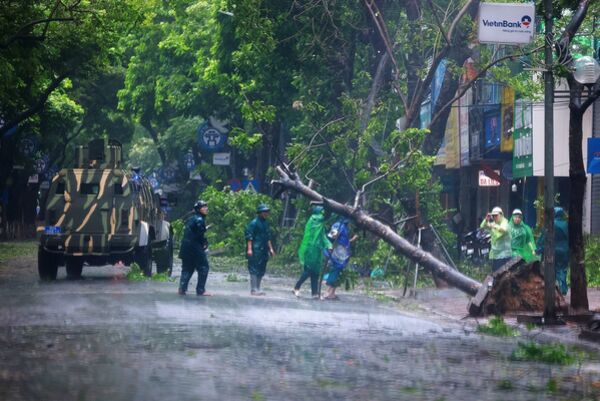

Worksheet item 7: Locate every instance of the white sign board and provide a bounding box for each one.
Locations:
[478,3,535,44]
[478,170,501,187]
[213,152,231,166]
[27,174,39,184]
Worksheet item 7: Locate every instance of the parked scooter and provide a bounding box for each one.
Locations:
[461,228,491,264]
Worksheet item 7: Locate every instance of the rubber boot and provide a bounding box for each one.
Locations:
[250,274,259,295]
[256,275,265,295]
[179,269,192,295]
[196,266,209,295]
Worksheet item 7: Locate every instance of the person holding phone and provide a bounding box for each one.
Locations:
[480,206,511,272]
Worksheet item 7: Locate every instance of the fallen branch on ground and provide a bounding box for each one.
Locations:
[272,165,482,296]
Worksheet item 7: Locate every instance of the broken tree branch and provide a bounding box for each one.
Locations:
[272,165,482,296]
[0,71,70,137]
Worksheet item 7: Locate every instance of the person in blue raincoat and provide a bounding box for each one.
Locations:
[245,203,276,295]
[322,217,357,300]
[178,200,211,296]
[537,207,569,295]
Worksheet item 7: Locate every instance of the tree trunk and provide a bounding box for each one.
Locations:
[272,166,482,296]
[140,118,167,166]
[568,105,589,311]
[359,52,389,136]
[554,0,596,312]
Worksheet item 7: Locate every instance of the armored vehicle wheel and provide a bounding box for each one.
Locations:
[66,257,84,280]
[135,246,152,277]
[38,247,58,281]
[156,238,173,275]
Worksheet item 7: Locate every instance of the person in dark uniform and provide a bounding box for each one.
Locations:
[178,200,212,296]
[245,203,275,295]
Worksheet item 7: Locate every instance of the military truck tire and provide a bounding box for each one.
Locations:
[135,246,152,277]
[38,247,58,281]
[156,238,173,275]
[66,257,84,280]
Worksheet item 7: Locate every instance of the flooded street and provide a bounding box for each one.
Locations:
[1,258,599,401]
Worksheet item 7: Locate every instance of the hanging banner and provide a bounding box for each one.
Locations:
[444,105,460,169]
[459,88,471,166]
[587,138,600,174]
[500,87,515,152]
[512,100,533,178]
[434,137,446,166]
[484,107,501,149]
[469,106,483,160]
[431,60,447,109]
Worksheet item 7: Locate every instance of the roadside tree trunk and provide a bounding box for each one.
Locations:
[140,117,167,166]
[567,82,590,311]
[554,0,599,311]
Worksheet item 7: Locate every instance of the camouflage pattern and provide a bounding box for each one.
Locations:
[37,139,170,275]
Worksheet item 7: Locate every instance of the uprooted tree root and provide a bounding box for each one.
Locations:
[469,258,565,316]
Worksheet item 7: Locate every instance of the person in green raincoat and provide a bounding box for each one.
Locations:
[509,209,538,262]
[245,203,275,295]
[293,205,332,299]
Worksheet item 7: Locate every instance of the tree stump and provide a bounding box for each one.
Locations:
[468,258,565,316]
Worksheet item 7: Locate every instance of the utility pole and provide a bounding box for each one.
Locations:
[543,0,556,322]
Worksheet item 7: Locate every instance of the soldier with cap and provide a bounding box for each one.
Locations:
[178,200,212,296]
[480,206,512,272]
[245,203,276,295]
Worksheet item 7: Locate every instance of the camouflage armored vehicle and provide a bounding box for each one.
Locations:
[37,139,173,280]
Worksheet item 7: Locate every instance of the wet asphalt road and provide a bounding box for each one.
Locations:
[1,258,599,401]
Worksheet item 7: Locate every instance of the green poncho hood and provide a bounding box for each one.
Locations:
[298,210,332,271]
[509,216,539,263]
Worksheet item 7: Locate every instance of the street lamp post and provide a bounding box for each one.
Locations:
[543,0,556,322]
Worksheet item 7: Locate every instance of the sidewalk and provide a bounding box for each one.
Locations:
[382,286,600,351]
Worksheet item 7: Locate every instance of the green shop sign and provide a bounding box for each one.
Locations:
[512,100,533,178]
[513,126,533,178]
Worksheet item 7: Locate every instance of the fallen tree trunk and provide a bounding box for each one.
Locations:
[272,166,482,296]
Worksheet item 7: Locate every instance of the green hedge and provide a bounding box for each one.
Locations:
[173,186,282,256]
